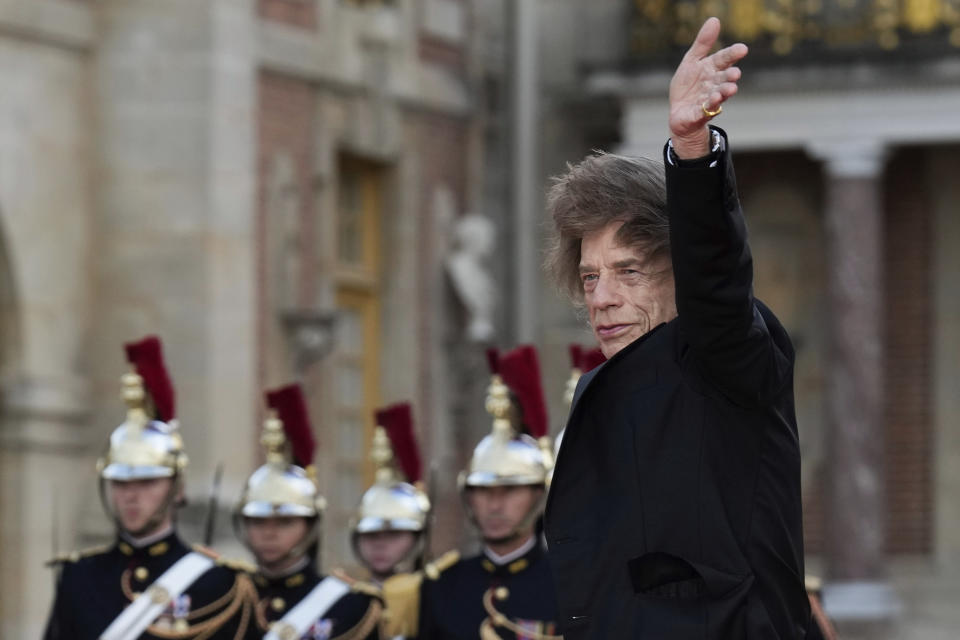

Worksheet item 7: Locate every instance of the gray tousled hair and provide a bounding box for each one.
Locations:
[544,152,670,300]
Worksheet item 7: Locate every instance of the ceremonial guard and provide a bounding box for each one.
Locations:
[348,403,433,639]
[418,346,560,640]
[235,383,382,640]
[43,336,256,640]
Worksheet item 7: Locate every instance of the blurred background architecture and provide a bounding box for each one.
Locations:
[0,1,958,638]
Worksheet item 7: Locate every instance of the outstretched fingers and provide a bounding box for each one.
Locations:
[718,67,742,83]
[710,43,749,70]
[685,17,721,62]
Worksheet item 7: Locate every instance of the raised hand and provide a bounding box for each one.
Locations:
[668,17,748,159]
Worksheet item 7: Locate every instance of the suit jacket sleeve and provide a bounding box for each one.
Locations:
[664,126,793,407]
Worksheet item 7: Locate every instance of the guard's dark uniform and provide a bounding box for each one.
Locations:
[44,531,253,640]
[418,542,559,640]
[251,564,382,639]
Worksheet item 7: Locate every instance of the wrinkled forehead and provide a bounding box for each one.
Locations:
[579,222,658,268]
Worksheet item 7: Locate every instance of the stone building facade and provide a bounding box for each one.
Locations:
[0,0,487,636]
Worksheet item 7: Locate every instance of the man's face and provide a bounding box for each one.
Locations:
[580,221,677,358]
[468,485,542,542]
[356,530,417,576]
[245,517,309,566]
[110,477,174,535]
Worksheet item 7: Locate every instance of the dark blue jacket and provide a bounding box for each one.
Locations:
[44,530,252,639]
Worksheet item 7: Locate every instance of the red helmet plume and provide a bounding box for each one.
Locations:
[124,335,176,422]
[375,403,422,484]
[498,345,549,439]
[266,384,316,468]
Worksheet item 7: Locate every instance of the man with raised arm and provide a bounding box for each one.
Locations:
[544,18,816,639]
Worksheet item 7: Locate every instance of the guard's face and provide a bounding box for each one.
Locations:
[468,485,542,542]
[245,516,309,566]
[580,221,677,358]
[356,530,417,576]
[109,477,174,534]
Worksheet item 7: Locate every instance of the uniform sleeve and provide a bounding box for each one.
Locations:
[665,126,793,407]
[42,565,73,640]
[413,578,436,640]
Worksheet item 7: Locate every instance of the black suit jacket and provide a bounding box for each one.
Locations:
[545,128,811,639]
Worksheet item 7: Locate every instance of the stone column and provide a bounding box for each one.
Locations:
[807,139,900,625]
[511,0,540,343]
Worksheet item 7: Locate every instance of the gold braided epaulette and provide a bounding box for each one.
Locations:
[216,556,258,574]
[45,544,111,567]
[191,544,257,573]
[424,550,460,581]
[191,543,220,559]
[350,580,382,599]
[380,572,425,638]
[331,568,383,600]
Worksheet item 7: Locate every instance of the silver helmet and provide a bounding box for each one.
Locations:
[235,384,325,560]
[96,336,187,534]
[458,346,553,538]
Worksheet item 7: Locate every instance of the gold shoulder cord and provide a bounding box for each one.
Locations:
[479,587,563,640]
[380,572,424,638]
[142,572,257,640]
[46,544,111,567]
[424,550,460,580]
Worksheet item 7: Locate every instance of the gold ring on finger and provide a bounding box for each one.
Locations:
[701,102,723,118]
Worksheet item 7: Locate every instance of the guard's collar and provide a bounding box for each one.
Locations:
[481,535,541,575]
[256,556,314,588]
[117,526,178,558]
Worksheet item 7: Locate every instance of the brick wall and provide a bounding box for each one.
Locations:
[255,71,317,395]
[882,148,933,554]
[258,0,317,30]
[418,0,467,70]
[419,36,465,69]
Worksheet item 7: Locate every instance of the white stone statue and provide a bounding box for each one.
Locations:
[445,213,497,342]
